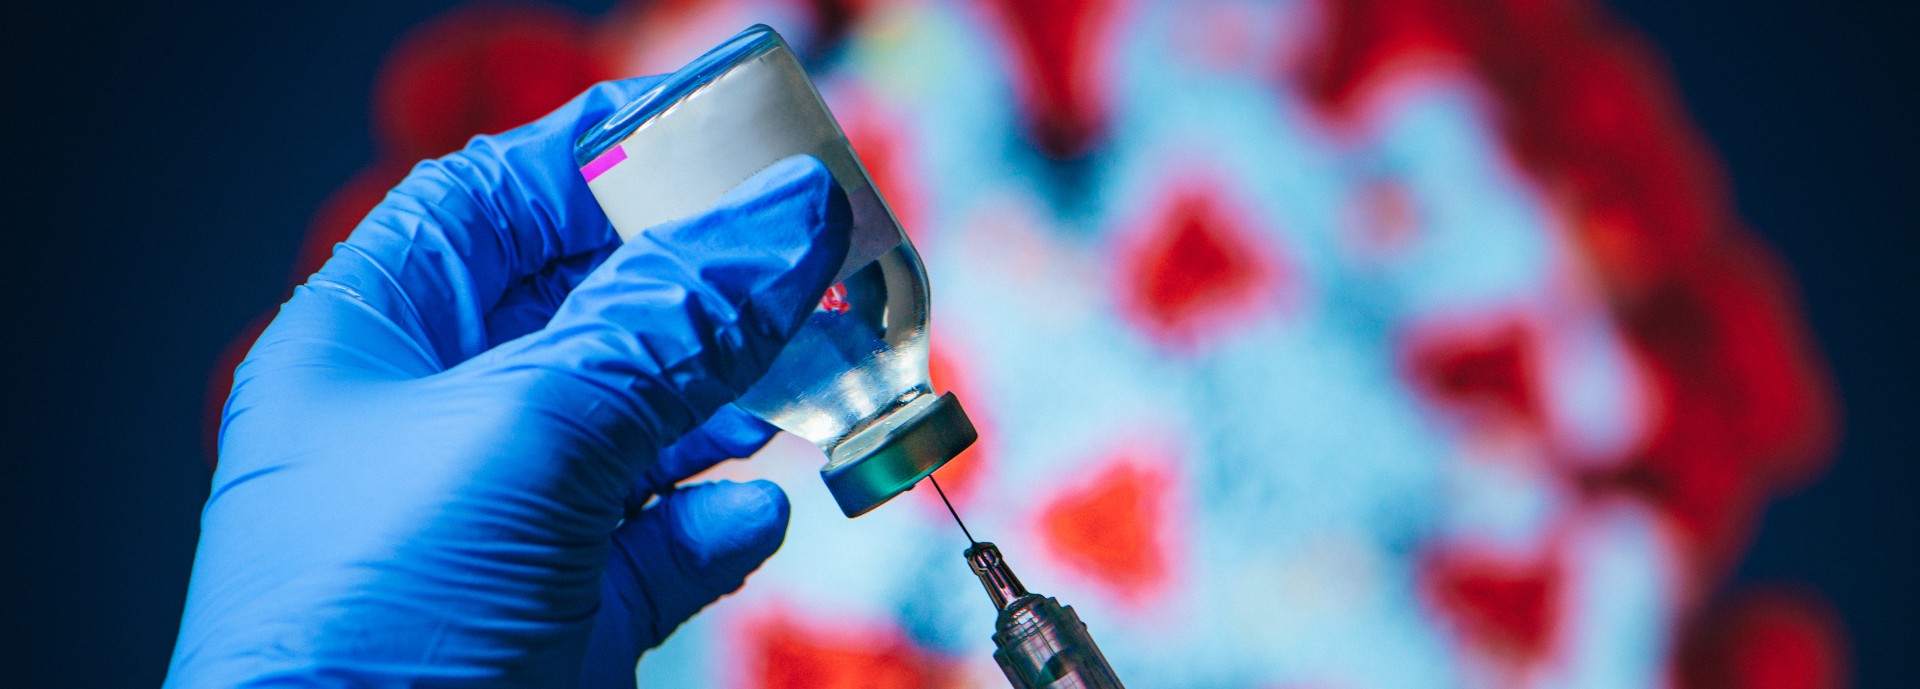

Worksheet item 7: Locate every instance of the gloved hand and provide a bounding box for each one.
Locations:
[164,78,851,688]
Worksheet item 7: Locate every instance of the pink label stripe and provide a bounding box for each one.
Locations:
[580,145,628,182]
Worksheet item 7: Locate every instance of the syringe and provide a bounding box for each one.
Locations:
[964,542,1127,689]
[927,478,1126,689]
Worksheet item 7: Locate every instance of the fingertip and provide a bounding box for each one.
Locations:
[673,480,790,570]
[728,155,852,333]
[715,479,789,540]
[729,155,852,245]
[597,479,791,659]
[741,479,791,531]
[562,76,668,139]
[588,75,665,103]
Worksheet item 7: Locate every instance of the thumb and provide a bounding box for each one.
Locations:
[580,480,791,689]
[486,154,851,463]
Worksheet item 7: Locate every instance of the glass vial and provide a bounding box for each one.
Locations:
[575,25,975,517]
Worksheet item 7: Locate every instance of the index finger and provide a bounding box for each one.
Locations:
[307,77,664,369]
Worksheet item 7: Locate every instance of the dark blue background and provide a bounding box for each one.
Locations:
[5,2,1913,686]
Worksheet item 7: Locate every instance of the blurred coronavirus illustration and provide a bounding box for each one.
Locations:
[207,0,1848,687]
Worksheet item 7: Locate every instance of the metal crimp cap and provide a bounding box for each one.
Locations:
[821,392,977,517]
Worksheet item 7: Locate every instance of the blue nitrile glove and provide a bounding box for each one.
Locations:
[164,78,851,689]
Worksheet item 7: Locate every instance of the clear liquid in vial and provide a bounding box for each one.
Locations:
[734,244,935,466]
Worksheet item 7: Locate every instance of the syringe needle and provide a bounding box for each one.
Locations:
[929,475,978,546]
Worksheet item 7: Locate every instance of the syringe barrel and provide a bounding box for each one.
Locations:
[991,594,1126,689]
